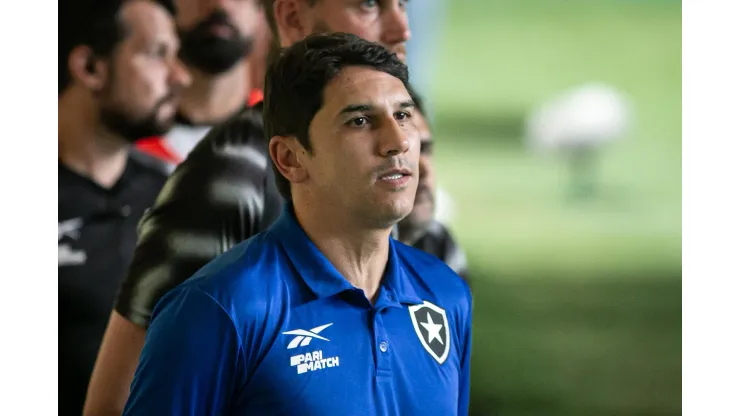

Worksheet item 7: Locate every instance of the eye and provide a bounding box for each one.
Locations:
[360,0,378,10]
[349,116,371,127]
[149,43,169,59]
[394,111,411,121]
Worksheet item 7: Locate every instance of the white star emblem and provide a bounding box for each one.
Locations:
[419,312,444,345]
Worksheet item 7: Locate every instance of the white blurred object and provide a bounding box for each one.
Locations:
[525,82,633,153]
[434,186,456,225]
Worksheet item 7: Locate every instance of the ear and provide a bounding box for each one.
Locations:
[273,0,311,47]
[68,45,109,92]
[269,135,310,186]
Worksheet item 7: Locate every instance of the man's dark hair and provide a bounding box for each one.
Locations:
[156,0,176,14]
[59,0,128,94]
[59,0,174,95]
[407,84,426,119]
[263,32,410,201]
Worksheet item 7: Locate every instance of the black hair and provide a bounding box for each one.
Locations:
[156,0,176,14]
[262,32,410,200]
[406,84,426,118]
[59,0,174,95]
[59,0,129,94]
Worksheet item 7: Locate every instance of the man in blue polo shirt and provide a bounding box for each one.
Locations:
[123,32,472,416]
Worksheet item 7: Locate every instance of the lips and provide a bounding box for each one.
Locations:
[378,168,412,181]
[208,23,235,37]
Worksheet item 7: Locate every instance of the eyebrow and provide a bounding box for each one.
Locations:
[337,99,417,116]
[399,99,416,110]
[338,104,373,115]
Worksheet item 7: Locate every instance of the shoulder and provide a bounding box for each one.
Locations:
[172,230,289,321]
[394,242,472,345]
[150,230,292,357]
[157,108,270,205]
[193,107,268,160]
[394,241,471,310]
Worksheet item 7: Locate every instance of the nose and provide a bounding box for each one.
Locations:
[381,4,411,50]
[379,117,412,157]
[169,58,192,89]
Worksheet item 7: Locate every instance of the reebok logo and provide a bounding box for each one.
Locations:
[283,323,340,375]
[58,217,86,267]
[282,323,333,349]
[59,217,84,241]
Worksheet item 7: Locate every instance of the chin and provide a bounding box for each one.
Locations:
[156,110,176,125]
[380,198,415,224]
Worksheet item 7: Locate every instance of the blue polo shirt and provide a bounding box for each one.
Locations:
[123,205,473,416]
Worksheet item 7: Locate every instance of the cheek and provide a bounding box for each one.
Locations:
[234,6,259,36]
[313,141,368,186]
[131,63,169,102]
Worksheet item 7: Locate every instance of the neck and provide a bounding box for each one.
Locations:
[178,62,250,125]
[293,199,392,304]
[58,92,130,189]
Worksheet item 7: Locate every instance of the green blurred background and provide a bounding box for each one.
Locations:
[426,0,681,414]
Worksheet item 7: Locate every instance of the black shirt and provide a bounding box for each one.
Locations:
[115,107,283,328]
[408,221,469,281]
[115,106,468,330]
[58,151,167,416]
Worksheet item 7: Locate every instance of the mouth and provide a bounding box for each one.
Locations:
[207,23,235,38]
[377,168,413,189]
[379,167,412,180]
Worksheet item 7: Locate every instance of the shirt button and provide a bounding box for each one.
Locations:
[120,205,131,217]
[379,341,388,353]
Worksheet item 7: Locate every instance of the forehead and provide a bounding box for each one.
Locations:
[119,0,177,45]
[321,66,410,112]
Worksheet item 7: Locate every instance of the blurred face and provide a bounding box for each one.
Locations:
[99,1,191,142]
[175,0,261,74]
[281,0,411,61]
[301,66,420,228]
[400,113,435,229]
[247,7,273,89]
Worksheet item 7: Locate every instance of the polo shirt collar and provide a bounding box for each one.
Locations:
[271,204,422,306]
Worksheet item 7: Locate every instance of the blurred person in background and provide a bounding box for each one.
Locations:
[405,0,458,228]
[405,0,447,121]
[247,4,273,91]
[58,0,190,415]
[399,88,468,281]
[266,0,408,59]
[135,0,264,169]
[85,1,467,413]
